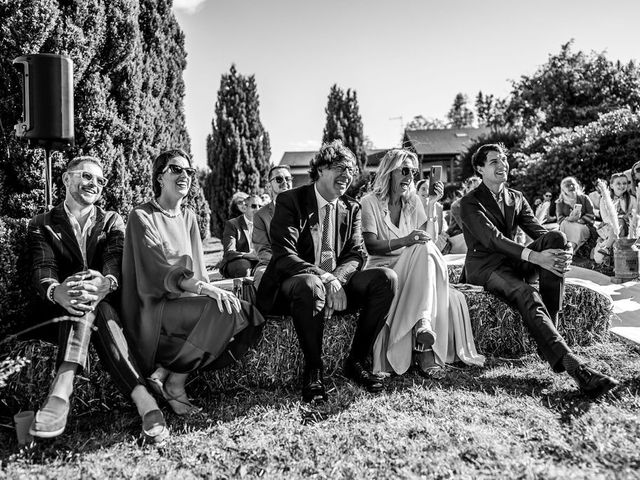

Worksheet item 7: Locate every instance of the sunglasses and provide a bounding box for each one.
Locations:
[330,164,358,176]
[68,170,108,188]
[400,167,418,177]
[271,175,292,184]
[250,203,261,209]
[164,164,196,177]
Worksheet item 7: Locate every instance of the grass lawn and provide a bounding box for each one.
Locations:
[1,340,639,479]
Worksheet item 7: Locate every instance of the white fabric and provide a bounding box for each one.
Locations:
[63,201,96,267]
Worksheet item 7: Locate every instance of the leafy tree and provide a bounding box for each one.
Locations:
[405,115,447,130]
[206,65,271,237]
[475,91,508,131]
[506,41,640,132]
[322,84,368,196]
[447,93,475,128]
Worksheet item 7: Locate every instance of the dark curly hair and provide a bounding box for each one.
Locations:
[471,143,508,176]
[308,139,357,182]
[152,148,193,198]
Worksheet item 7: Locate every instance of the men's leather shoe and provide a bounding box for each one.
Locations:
[572,365,619,399]
[29,395,70,438]
[344,361,384,393]
[302,367,327,403]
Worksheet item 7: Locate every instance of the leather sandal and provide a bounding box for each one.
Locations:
[147,376,202,416]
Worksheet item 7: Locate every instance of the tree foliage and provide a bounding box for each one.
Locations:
[0,0,207,231]
[447,93,475,128]
[322,84,368,196]
[506,41,640,132]
[405,115,447,130]
[205,65,271,237]
[475,91,508,131]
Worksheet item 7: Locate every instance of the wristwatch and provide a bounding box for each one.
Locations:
[106,275,119,293]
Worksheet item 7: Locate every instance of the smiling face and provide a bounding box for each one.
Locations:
[391,159,417,200]
[157,155,193,203]
[63,161,105,208]
[561,177,578,195]
[477,150,509,188]
[611,176,628,197]
[269,167,293,198]
[315,160,356,201]
[417,180,430,200]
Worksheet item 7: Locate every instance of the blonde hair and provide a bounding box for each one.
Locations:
[372,149,419,203]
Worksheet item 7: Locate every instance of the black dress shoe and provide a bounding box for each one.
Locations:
[344,360,384,393]
[572,365,619,399]
[302,367,327,403]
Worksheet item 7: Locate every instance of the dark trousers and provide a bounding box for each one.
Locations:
[55,302,145,395]
[223,258,258,279]
[483,230,571,372]
[275,268,397,370]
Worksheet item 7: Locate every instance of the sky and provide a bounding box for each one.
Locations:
[172,0,640,168]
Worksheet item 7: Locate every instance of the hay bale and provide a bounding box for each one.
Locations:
[0,283,611,414]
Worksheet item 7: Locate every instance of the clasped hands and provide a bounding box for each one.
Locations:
[533,248,573,277]
[324,278,347,320]
[53,269,111,316]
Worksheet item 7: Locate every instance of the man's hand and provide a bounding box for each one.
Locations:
[324,279,347,320]
[53,272,100,316]
[530,248,573,277]
[80,269,112,305]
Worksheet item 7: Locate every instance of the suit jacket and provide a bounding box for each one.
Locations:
[256,184,367,313]
[459,182,547,285]
[218,215,254,273]
[27,202,124,305]
[252,202,275,267]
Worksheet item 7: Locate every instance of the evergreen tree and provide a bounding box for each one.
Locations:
[206,65,271,237]
[447,93,475,128]
[322,84,368,196]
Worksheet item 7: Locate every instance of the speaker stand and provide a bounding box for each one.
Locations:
[43,146,52,211]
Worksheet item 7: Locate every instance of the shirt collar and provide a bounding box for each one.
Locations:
[243,214,253,225]
[63,201,96,225]
[314,183,339,211]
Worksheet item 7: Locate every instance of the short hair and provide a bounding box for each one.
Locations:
[471,143,508,176]
[371,148,419,203]
[308,139,357,182]
[415,179,428,192]
[67,156,103,172]
[268,164,290,179]
[228,191,249,217]
[152,148,192,198]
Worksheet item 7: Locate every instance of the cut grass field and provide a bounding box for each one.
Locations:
[1,341,639,479]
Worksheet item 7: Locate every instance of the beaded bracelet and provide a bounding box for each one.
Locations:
[196,282,204,295]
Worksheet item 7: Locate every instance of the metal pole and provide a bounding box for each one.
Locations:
[43,146,52,211]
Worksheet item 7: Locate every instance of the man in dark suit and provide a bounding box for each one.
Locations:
[257,140,397,402]
[27,156,167,442]
[460,144,618,399]
[252,164,293,287]
[219,194,262,278]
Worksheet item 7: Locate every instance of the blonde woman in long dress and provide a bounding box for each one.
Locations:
[360,149,484,374]
[556,176,595,251]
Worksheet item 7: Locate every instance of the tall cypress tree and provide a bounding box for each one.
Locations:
[322,84,368,196]
[206,64,271,237]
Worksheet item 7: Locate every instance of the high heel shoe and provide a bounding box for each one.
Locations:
[414,318,436,350]
[146,376,202,416]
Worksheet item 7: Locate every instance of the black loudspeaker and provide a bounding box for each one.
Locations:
[13,53,74,149]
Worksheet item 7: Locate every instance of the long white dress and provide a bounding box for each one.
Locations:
[360,193,485,374]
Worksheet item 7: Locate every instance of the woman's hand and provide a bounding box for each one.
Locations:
[595,179,608,197]
[430,182,444,202]
[203,284,241,314]
[402,229,431,247]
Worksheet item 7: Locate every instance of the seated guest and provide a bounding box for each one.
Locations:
[228,191,249,219]
[446,176,481,254]
[219,194,263,278]
[252,165,293,287]
[556,176,595,251]
[415,178,448,251]
[360,149,484,373]
[121,149,264,415]
[592,179,621,264]
[460,144,618,399]
[535,191,557,226]
[27,156,167,442]
[624,160,640,192]
[257,140,398,402]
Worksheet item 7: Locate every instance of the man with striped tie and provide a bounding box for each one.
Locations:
[257,140,398,402]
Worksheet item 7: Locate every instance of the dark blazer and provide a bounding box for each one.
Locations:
[257,184,367,313]
[459,182,547,285]
[252,202,275,267]
[218,215,254,273]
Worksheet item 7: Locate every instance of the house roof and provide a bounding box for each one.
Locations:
[403,127,490,156]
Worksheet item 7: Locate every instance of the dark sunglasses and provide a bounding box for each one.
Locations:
[250,203,261,209]
[164,164,196,177]
[271,175,292,184]
[400,167,418,177]
[68,170,108,188]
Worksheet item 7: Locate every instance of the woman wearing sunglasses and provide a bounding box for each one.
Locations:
[121,149,265,416]
[360,149,484,374]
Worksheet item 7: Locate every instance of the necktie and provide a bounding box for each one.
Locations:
[319,203,335,272]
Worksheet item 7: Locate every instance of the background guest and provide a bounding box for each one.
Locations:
[556,176,595,251]
[219,194,263,278]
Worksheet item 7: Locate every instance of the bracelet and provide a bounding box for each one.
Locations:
[196,282,204,295]
[48,284,58,304]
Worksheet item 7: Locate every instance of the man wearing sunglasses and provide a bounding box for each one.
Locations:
[257,140,397,403]
[252,165,293,287]
[219,194,263,278]
[26,156,167,442]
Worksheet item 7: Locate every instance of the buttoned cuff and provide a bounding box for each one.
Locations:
[521,247,532,262]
